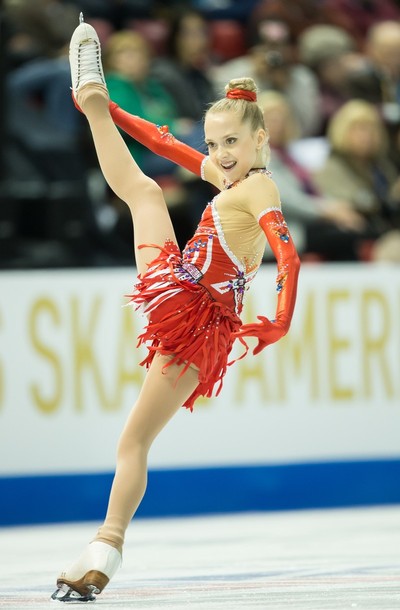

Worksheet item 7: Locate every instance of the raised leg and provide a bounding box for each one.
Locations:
[78,87,178,276]
[70,19,179,276]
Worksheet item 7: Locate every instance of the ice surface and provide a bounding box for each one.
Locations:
[1,507,400,609]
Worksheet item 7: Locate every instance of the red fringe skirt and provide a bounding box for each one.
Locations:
[128,242,245,411]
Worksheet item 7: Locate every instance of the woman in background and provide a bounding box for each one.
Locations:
[313,99,400,261]
[259,91,366,260]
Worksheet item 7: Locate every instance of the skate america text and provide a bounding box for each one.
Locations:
[0,284,399,414]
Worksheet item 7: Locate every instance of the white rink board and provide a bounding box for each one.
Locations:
[0,264,399,476]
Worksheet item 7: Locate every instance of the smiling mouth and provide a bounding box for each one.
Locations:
[221,161,236,170]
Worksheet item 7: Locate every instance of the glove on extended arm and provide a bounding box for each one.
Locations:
[233,208,300,354]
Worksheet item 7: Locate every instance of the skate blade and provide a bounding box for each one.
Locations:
[51,583,97,603]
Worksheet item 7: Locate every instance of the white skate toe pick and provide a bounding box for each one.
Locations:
[51,541,122,603]
[69,14,106,96]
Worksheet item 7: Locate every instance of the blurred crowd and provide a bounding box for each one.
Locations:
[2,0,400,268]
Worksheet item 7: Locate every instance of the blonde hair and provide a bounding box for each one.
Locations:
[328,99,387,154]
[207,78,265,132]
[206,78,270,164]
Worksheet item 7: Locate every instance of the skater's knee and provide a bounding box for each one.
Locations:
[126,175,164,208]
[117,401,170,456]
[117,431,152,462]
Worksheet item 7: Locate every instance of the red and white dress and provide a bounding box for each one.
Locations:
[129,169,282,411]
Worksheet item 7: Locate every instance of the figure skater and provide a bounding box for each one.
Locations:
[51,16,300,602]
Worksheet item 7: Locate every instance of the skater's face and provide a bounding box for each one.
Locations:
[204,110,266,182]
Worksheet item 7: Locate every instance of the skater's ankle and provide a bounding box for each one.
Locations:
[93,535,123,555]
[77,83,109,113]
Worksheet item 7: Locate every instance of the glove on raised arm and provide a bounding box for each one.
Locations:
[109,101,205,176]
[72,93,205,175]
[233,208,300,354]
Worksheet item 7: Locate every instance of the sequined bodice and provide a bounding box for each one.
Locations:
[179,196,263,314]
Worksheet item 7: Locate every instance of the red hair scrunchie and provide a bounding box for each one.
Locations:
[226,88,257,102]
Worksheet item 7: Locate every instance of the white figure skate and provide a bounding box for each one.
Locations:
[51,541,122,602]
[69,13,106,97]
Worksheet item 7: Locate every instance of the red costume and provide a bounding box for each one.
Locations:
[107,100,300,411]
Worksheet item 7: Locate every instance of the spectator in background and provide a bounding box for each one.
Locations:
[328,21,400,172]
[152,9,216,124]
[150,9,217,225]
[245,0,325,47]
[211,17,321,136]
[7,42,83,164]
[322,0,400,47]
[297,24,356,132]
[362,21,400,127]
[5,0,83,149]
[4,0,104,267]
[259,91,366,260]
[103,30,182,177]
[247,0,398,49]
[5,0,79,68]
[313,100,400,261]
[103,29,200,250]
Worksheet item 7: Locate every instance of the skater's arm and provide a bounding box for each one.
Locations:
[109,101,223,187]
[233,176,301,354]
[109,101,224,188]
[73,92,223,188]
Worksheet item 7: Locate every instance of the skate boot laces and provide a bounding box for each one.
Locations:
[70,14,105,94]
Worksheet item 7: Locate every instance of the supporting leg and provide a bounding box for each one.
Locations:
[95,353,199,551]
[53,354,199,601]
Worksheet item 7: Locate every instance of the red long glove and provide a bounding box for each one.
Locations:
[108,101,205,176]
[72,93,205,175]
[233,208,300,354]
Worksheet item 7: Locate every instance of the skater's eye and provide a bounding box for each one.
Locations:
[226,137,237,145]
[206,141,216,150]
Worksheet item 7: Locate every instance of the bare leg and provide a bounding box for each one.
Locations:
[52,354,199,600]
[94,353,199,552]
[77,85,178,276]
[52,25,200,603]
[75,89,200,550]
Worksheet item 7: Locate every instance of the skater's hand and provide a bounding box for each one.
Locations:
[232,316,285,355]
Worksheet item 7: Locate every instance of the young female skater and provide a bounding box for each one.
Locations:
[51,17,300,602]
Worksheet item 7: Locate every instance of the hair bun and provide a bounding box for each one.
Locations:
[225,77,257,97]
